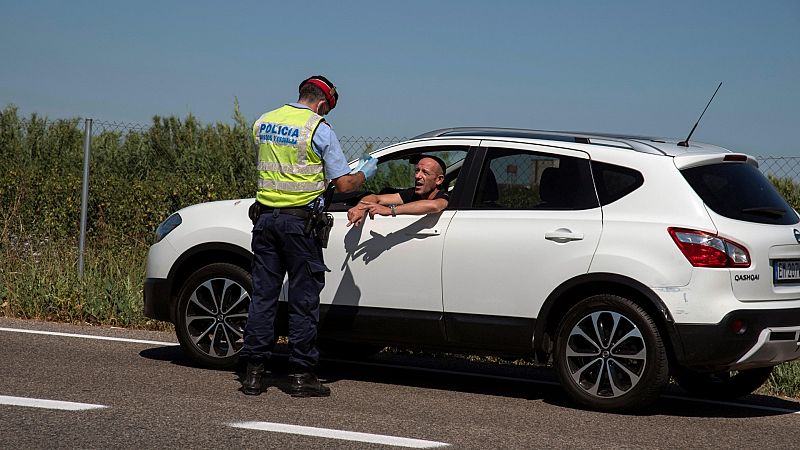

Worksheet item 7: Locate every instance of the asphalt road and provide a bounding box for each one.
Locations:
[1,317,799,449]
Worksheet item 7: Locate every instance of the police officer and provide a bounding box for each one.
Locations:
[241,75,377,397]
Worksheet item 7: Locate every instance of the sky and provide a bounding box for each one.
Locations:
[1,0,798,156]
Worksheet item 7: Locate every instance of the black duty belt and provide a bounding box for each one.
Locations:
[259,207,311,219]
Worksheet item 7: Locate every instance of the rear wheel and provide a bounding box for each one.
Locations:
[175,263,251,368]
[554,294,669,412]
[673,366,773,399]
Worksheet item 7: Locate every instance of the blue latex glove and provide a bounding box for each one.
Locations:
[352,156,378,179]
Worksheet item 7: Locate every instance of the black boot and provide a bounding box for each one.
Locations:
[242,362,266,396]
[288,372,330,398]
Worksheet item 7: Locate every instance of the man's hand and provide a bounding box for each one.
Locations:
[361,201,391,220]
[346,203,367,227]
[346,200,390,227]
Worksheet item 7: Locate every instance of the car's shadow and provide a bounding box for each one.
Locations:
[139,345,196,365]
[139,345,800,418]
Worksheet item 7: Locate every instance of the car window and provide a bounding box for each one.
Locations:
[681,162,799,225]
[472,148,598,210]
[363,147,469,195]
[591,161,644,206]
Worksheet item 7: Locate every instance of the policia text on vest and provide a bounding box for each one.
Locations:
[257,123,300,145]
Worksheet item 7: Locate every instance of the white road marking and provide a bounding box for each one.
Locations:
[0,395,107,411]
[229,421,449,448]
[0,326,177,346]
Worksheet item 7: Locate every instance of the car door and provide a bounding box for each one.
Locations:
[441,141,602,351]
[319,139,475,344]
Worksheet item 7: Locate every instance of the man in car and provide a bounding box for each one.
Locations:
[242,75,377,397]
[346,155,449,226]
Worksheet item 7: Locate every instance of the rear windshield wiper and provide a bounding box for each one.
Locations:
[741,207,786,218]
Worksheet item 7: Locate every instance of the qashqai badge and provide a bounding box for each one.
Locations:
[795,229,800,244]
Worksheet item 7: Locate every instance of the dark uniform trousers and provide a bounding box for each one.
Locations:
[241,209,328,370]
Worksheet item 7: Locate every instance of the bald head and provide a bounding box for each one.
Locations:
[414,157,445,199]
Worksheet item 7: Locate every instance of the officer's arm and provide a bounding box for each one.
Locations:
[332,172,366,193]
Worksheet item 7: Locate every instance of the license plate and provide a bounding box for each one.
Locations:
[775,260,800,284]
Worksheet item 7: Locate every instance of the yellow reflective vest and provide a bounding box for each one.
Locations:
[252,105,326,208]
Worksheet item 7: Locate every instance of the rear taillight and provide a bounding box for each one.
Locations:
[668,227,750,268]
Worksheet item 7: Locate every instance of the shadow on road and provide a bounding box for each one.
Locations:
[320,355,555,403]
[139,345,206,368]
[139,345,800,418]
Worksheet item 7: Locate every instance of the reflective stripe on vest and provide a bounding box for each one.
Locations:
[253,105,325,207]
[257,179,327,191]
[257,161,322,175]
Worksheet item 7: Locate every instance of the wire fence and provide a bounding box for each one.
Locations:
[757,156,800,182]
[338,135,406,161]
[93,120,798,181]
[87,119,403,162]
[12,116,800,182]
[93,119,149,134]
[92,121,800,181]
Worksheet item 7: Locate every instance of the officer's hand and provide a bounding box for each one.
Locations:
[352,156,378,179]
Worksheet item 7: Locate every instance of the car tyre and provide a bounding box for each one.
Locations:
[672,366,773,399]
[176,263,251,369]
[554,294,669,412]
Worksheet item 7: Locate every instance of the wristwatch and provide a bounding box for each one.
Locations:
[389,204,396,217]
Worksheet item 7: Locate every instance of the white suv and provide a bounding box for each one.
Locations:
[144,128,800,411]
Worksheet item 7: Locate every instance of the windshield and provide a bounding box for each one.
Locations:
[681,162,798,225]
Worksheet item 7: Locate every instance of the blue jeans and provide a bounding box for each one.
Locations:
[241,210,328,370]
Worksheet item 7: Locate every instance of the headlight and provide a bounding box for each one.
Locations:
[155,213,182,243]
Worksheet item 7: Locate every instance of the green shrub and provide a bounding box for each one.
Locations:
[769,174,800,210]
[0,103,254,327]
[0,236,168,329]
[759,361,800,399]
[0,104,255,243]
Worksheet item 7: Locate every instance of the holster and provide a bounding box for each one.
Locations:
[304,211,334,248]
[314,213,334,248]
[248,202,261,225]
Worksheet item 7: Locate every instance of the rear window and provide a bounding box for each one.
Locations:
[681,162,799,225]
[591,161,644,205]
[472,148,598,210]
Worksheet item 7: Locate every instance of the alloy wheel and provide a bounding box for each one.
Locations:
[565,310,647,398]
[184,277,250,359]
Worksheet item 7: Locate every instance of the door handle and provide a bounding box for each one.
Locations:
[544,229,584,243]
[408,229,440,236]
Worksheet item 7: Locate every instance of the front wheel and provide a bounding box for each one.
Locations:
[554,294,669,412]
[175,263,251,368]
[673,366,773,399]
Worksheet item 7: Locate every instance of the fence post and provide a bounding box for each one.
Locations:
[78,118,92,280]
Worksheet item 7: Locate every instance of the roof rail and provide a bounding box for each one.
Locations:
[411,127,667,155]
